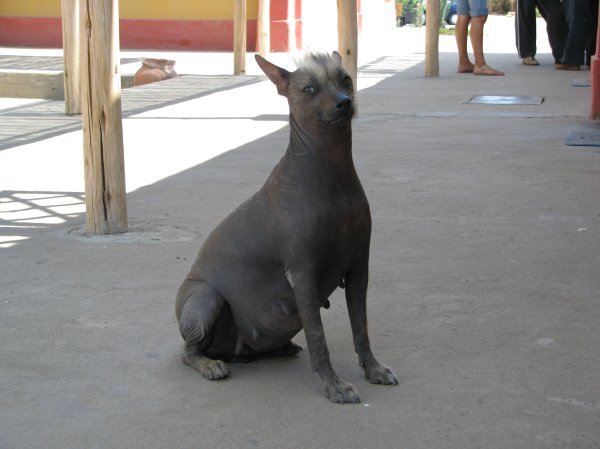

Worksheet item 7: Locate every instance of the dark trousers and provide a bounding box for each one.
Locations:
[515,0,569,62]
[562,0,599,65]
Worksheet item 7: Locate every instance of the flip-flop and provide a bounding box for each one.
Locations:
[473,65,504,76]
[458,67,474,73]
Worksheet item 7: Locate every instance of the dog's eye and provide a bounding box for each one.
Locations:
[341,76,353,88]
[303,86,317,95]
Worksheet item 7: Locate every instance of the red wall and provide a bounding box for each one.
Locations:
[0,0,302,51]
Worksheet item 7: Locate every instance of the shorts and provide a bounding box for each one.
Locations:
[457,0,488,16]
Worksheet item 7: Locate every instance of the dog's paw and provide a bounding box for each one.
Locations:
[364,363,399,386]
[324,379,361,404]
[183,353,231,380]
[201,360,231,380]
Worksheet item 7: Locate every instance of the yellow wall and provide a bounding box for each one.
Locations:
[121,0,259,20]
[0,0,259,20]
[0,0,61,17]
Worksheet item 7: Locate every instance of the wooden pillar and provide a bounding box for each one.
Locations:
[80,0,128,234]
[61,0,81,115]
[424,0,440,77]
[234,0,247,74]
[257,0,270,57]
[337,0,358,110]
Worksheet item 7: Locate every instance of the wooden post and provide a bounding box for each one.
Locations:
[337,0,358,112]
[424,0,440,77]
[80,0,128,234]
[61,0,81,115]
[257,0,270,57]
[234,0,247,74]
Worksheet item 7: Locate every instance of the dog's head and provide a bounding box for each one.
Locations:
[255,52,354,133]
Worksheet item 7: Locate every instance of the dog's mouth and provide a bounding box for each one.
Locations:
[317,107,354,127]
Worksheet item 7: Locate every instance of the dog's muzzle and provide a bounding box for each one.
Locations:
[318,93,354,126]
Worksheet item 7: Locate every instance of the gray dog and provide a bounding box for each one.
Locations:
[176,52,398,403]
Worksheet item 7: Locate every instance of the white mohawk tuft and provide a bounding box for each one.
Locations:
[294,52,345,83]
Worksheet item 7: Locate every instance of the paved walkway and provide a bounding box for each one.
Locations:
[1,17,599,449]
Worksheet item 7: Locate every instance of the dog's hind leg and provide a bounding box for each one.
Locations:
[176,279,235,380]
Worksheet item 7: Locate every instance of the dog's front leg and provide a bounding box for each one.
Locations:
[286,270,361,403]
[345,258,399,386]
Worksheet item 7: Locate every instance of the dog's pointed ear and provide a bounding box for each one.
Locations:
[255,54,290,96]
[331,51,343,66]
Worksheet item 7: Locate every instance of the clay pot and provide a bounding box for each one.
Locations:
[134,58,177,86]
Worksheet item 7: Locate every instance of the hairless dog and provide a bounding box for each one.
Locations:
[176,52,398,403]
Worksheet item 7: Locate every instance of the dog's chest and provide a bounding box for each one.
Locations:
[289,183,371,263]
[273,158,371,248]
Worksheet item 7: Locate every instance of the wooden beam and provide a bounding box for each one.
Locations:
[234,0,247,75]
[80,0,128,234]
[424,0,440,77]
[61,0,81,115]
[337,0,358,111]
[257,0,270,57]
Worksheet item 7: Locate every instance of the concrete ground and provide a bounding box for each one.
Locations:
[1,17,599,449]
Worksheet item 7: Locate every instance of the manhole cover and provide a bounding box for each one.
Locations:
[565,131,600,146]
[466,95,544,105]
[572,79,591,87]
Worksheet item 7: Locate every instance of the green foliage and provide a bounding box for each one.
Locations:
[401,0,422,9]
[439,26,456,35]
[488,0,513,14]
[402,0,424,27]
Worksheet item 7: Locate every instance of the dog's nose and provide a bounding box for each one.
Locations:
[335,94,351,111]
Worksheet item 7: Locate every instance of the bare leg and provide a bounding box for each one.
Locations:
[456,14,475,73]
[469,15,487,67]
[470,15,504,75]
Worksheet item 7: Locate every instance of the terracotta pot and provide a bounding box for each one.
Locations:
[134,58,177,86]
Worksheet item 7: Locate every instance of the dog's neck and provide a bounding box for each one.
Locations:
[287,113,353,165]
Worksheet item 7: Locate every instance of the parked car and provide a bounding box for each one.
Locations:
[444,0,458,25]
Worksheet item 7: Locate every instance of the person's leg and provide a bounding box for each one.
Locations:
[470,15,505,75]
[585,0,598,66]
[470,15,488,67]
[515,0,538,59]
[456,14,474,72]
[536,0,569,63]
[455,0,474,72]
[467,0,504,75]
[561,0,588,66]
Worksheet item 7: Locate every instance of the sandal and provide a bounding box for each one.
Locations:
[473,65,504,76]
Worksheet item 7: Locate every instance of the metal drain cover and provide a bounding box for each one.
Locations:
[572,79,591,87]
[565,131,600,146]
[466,95,544,105]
